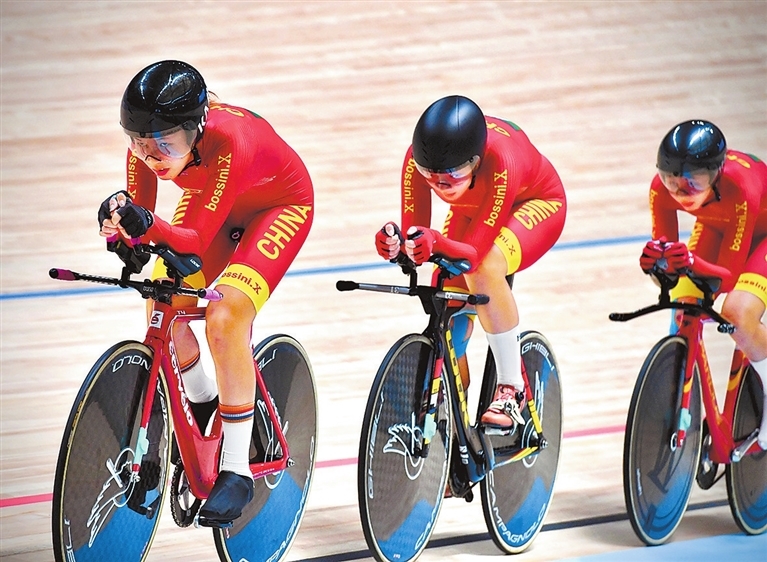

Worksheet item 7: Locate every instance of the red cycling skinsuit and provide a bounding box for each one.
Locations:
[127,102,314,312]
[401,116,566,291]
[650,150,767,307]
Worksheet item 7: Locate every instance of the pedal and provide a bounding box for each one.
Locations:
[731,429,760,462]
[696,450,719,490]
[195,508,234,529]
[197,516,234,529]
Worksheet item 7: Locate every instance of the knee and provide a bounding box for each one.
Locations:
[205,304,250,350]
[722,293,762,333]
[468,246,507,283]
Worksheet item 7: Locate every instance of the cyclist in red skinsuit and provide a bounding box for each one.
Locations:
[127,102,313,297]
[639,120,767,449]
[376,95,566,434]
[99,60,313,526]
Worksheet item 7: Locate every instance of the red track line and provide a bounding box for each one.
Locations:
[0,493,54,508]
[0,424,625,509]
[564,424,625,439]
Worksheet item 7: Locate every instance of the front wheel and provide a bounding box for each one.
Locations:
[623,336,702,546]
[213,334,317,562]
[52,341,170,562]
[479,331,563,554]
[726,366,767,535]
[358,334,453,562]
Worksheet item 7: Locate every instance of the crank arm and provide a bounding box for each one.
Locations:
[731,429,760,462]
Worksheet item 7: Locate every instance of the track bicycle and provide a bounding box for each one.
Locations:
[49,242,317,562]
[610,268,766,545]
[337,254,562,561]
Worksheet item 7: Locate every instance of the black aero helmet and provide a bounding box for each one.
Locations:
[657,120,726,176]
[412,95,487,173]
[121,60,209,138]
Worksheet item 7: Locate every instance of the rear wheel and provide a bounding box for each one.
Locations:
[357,334,453,562]
[52,342,170,562]
[214,335,317,562]
[479,331,563,554]
[726,366,767,535]
[623,336,702,545]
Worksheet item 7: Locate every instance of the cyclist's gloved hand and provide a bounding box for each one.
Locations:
[405,226,436,265]
[113,200,154,238]
[98,190,131,237]
[639,237,667,273]
[664,240,693,272]
[375,222,403,261]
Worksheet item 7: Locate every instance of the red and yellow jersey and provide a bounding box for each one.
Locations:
[400,116,564,266]
[126,102,313,256]
[650,150,767,286]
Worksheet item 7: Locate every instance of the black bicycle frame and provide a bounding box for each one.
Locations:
[379,257,494,485]
[338,254,552,486]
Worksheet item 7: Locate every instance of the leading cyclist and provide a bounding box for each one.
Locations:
[375,95,566,434]
[99,60,314,526]
[639,120,767,449]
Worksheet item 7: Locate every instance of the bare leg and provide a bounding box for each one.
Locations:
[722,291,767,362]
[464,245,518,334]
[206,285,257,477]
[465,245,525,429]
[205,285,257,407]
[197,284,257,526]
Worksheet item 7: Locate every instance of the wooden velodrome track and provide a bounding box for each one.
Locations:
[1,1,766,560]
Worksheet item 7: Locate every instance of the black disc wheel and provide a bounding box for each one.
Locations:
[52,342,170,562]
[623,336,701,546]
[357,334,453,562]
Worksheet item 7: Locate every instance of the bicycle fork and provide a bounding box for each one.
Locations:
[415,329,488,487]
[416,353,444,458]
[444,329,488,486]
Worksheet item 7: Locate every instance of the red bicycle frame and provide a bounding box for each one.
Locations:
[136,298,291,499]
[675,311,761,464]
